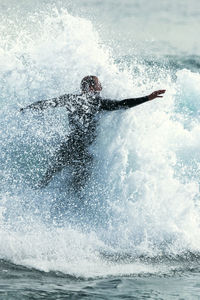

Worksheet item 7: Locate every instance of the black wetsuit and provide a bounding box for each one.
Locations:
[26,93,149,189]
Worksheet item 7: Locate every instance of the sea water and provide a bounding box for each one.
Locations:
[0,0,200,299]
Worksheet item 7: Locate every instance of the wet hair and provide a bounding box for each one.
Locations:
[81,76,97,92]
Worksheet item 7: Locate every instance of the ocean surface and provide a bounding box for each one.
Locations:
[0,0,200,299]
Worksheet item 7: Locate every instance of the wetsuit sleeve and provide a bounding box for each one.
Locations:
[100,96,149,111]
[21,94,72,112]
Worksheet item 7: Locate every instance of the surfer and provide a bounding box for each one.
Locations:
[20,76,165,190]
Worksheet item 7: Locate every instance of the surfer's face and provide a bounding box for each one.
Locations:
[81,76,102,94]
[91,77,102,92]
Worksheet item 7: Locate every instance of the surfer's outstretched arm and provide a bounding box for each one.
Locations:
[100,90,166,111]
[20,94,72,112]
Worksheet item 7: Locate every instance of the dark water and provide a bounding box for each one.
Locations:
[1,258,200,299]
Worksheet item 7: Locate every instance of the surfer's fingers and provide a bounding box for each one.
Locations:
[157,90,166,94]
[148,90,165,100]
[152,91,163,97]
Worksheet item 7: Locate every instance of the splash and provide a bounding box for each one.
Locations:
[0,5,200,278]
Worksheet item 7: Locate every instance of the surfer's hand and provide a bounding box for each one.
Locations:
[148,90,166,101]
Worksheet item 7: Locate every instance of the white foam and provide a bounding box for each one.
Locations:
[0,6,200,277]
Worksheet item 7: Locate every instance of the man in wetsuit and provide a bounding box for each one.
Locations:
[21,76,165,190]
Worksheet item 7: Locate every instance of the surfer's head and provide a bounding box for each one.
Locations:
[81,76,102,93]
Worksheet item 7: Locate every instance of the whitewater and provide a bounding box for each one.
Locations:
[0,1,200,299]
